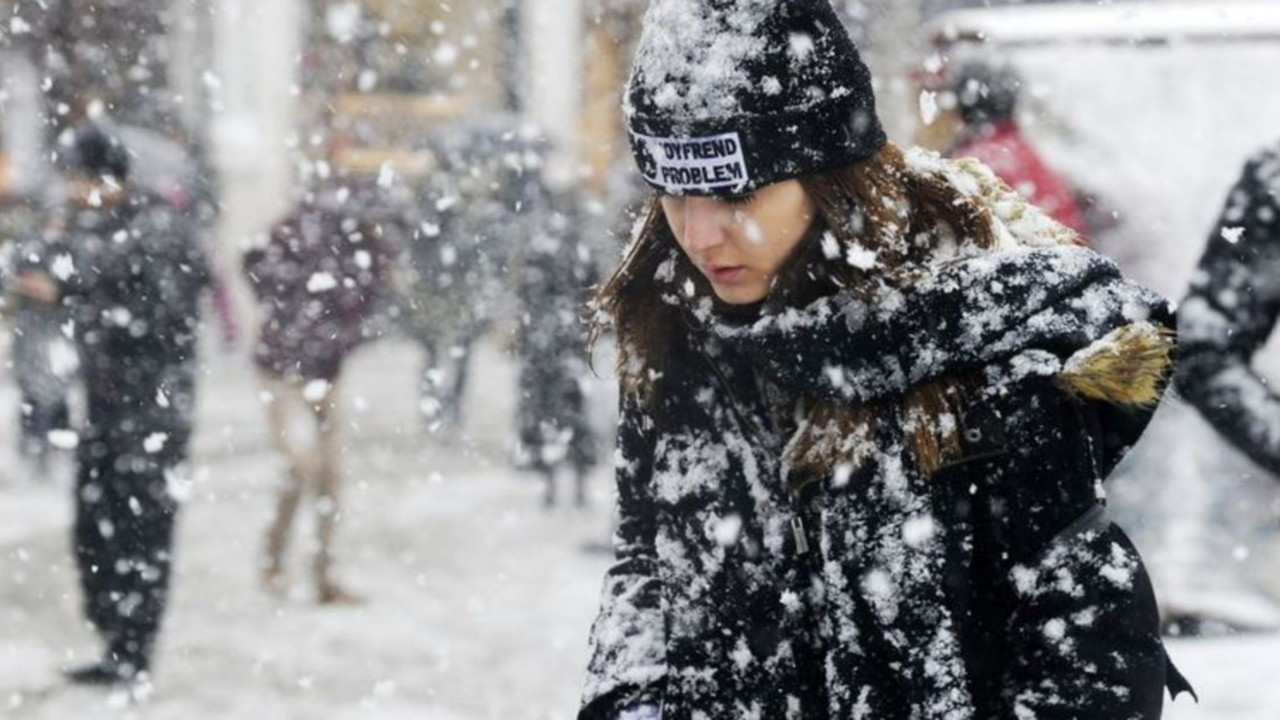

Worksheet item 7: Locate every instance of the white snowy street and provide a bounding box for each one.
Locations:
[0,337,1275,719]
[0,338,616,719]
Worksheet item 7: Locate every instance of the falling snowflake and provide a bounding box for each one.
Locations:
[143,432,170,454]
[307,272,338,292]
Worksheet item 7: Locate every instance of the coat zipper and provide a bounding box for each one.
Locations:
[703,351,812,556]
[790,516,811,554]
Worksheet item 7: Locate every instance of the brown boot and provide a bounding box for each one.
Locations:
[260,563,287,597]
[262,466,307,596]
[317,581,365,606]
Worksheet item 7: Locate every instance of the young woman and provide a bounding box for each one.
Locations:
[581,2,1191,719]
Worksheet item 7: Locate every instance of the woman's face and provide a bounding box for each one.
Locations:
[660,180,816,305]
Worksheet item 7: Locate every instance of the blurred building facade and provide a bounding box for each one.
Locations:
[1,0,1100,264]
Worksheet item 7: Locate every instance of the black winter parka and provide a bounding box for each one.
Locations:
[47,192,210,364]
[582,158,1191,720]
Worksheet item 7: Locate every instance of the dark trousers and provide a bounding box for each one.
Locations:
[73,345,194,670]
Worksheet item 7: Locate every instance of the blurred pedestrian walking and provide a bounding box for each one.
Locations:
[515,196,599,508]
[1174,141,1280,633]
[244,176,393,605]
[3,203,77,480]
[17,125,209,685]
[402,119,524,436]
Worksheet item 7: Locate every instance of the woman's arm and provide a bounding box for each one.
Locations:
[996,508,1168,720]
[1176,149,1280,478]
[579,392,667,720]
[965,380,1170,719]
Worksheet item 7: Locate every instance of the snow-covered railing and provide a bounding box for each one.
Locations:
[928,1,1280,47]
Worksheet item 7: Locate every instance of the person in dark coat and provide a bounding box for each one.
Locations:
[403,119,524,436]
[1174,142,1280,627]
[945,59,1086,237]
[516,196,599,507]
[1178,143,1280,477]
[580,3,1192,718]
[243,177,393,604]
[15,126,208,685]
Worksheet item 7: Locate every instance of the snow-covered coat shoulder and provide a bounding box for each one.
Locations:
[581,150,1184,720]
[916,148,1172,413]
[739,148,1175,476]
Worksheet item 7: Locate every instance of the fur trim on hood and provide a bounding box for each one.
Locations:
[1057,322,1175,409]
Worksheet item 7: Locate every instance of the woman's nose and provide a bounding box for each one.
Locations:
[682,197,729,252]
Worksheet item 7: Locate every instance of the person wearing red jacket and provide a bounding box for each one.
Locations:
[947,60,1087,238]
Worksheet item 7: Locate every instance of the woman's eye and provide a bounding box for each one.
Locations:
[724,193,756,207]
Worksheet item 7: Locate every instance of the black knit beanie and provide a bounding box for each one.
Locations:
[625,0,886,197]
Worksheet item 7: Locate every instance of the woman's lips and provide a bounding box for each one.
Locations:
[704,265,745,284]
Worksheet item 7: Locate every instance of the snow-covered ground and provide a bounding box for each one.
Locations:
[0,335,1276,719]
[0,337,615,719]
[1165,634,1280,720]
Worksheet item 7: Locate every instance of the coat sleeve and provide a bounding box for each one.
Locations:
[579,391,667,720]
[1176,148,1280,478]
[137,199,213,299]
[959,381,1170,719]
[241,218,295,302]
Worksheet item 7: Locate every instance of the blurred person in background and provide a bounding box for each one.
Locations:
[16,125,209,685]
[243,174,394,605]
[1174,141,1280,632]
[120,119,240,350]
[944,59,1086,238]
[3,201,77,480]
[402,119,523,437]
[516,196,599,508]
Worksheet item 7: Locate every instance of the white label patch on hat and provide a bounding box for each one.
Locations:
[633,131,750,192]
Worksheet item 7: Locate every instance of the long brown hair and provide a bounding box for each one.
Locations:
[592,142,1002,477]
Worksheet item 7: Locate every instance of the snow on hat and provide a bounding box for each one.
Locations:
[625,0,885,197]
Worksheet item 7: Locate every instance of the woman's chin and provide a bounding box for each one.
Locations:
[712,284,768,306]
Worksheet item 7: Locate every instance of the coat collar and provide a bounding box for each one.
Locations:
[709,246,1171,406]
